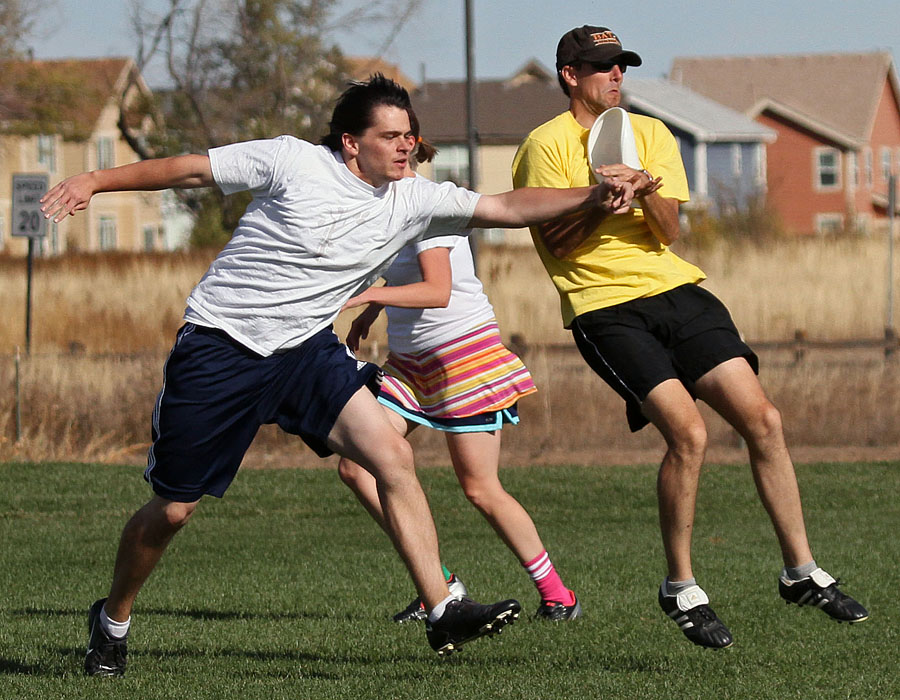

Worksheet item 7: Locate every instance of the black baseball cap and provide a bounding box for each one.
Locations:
[555,25,642,71]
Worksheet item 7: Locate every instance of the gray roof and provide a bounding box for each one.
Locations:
[670,52,898,147]
[622,78,776,142]
[412,60,567,145]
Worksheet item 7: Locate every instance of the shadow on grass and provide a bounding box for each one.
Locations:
[0,658,44,675]
[11,606,342,622]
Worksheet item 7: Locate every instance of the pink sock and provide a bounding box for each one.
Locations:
[523,550,575,605]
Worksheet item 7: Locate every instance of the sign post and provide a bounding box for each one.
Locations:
[11,173,49,356]
[888,174,896,337]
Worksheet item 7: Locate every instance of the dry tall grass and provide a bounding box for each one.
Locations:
[480,236,900,344]
[1,236,898,465]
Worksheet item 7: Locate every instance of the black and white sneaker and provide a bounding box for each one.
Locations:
[535,594,582,621]
[779,568,869,623]
[84,598,128,677]
[425,597,520,657]
[658,584,733,649]
[392,573,468,623]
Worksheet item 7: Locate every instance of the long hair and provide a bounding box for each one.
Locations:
[321,73,415,151]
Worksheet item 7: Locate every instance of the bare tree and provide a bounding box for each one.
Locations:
[118,0,422,245]
[0,0,56,59]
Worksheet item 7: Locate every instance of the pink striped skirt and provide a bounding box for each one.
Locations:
[378,321,537,432]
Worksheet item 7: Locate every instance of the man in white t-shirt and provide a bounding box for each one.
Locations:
[42,74,633,675]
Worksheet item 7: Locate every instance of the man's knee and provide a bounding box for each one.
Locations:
[744,400,784,445]
[363,434,415,485]
[149,497,197,531]
[668,420,708,462]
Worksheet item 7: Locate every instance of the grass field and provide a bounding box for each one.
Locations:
[1,461,897,699]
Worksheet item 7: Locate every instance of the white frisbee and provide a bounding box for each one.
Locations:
[587,107,641,183]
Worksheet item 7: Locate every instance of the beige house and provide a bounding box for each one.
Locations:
[410,60,568,244]
[0,57,163,256]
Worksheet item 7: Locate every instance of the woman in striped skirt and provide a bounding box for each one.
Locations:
[338,138,581,623]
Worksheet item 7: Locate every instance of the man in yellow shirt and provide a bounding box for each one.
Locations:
[512,24,868,649]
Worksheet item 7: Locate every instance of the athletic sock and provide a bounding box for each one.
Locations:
[523,550,575,606]
[783,560,818,581]
[100,605,131,639]
[427,594,456,623]
[441,564,453,582]
[662,577,697,597]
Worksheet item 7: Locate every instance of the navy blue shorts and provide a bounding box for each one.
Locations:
[145,323,381,502]
[571,284,758,432]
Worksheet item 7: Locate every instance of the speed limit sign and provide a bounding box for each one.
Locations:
[11,173,50,238]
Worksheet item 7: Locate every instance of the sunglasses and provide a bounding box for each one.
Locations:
[582,61,627,74]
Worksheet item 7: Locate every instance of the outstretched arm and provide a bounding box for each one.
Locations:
[41,155,215,223]
[468,179,632,230]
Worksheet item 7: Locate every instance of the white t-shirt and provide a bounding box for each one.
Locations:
[184,136,481,356]
[383,235,495,354]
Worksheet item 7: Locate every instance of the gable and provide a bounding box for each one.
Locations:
[0,57,136,141]
[670,52,894,144]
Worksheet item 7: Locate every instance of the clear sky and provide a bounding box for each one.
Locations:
[31,0,900,86]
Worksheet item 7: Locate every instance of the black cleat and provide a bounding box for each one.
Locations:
[425,597,520,657]
[84,598,127,677]
[658,584,733,649]
[535,594,582,621]
[779,568,869,623]
[393,574,469,623]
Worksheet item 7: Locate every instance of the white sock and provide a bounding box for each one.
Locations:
[783,560,817,581]
[100,605,131,639]
[662,577,697,596]
[427,594,456,624]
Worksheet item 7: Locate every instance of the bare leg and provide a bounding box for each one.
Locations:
[641,378,708,582]
[328,388,449,610]
[695,357,813,567]
[446,431,545,563]
[337,408,413,532]
[104,496,198,621]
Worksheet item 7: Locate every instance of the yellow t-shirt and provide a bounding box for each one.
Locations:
[512,110,705,327]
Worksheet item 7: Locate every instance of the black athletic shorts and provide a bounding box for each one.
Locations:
[145,323,381,502]
[570,284,758,432]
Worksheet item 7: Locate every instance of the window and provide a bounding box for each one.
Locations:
[848,151,859,188]
[37,134,56,172]
[755,143,766,183]
[98,216,117,250]
[731,144,743,177]
[47,222,60,255]
[881,146,892,182]
[864,148,873,187]
[815,213,843,235]
[814,148,841,190]
[97,137,115,170]
[143,225,156,251]
[432,145,470,187]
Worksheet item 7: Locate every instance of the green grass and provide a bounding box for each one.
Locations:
[0,460,897,699]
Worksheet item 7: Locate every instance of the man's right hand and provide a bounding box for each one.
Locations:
[40,172,99,223]
[596,177,634,214]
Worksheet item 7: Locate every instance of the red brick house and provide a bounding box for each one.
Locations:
[670,52,900,235]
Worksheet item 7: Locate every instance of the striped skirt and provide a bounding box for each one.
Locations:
[378,320,537,433]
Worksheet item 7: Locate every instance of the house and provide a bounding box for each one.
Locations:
[623,78,776,214]
[670,52,900,235]
[411,61,775,243]
[410,59,567,244]
[0,57,164,256]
